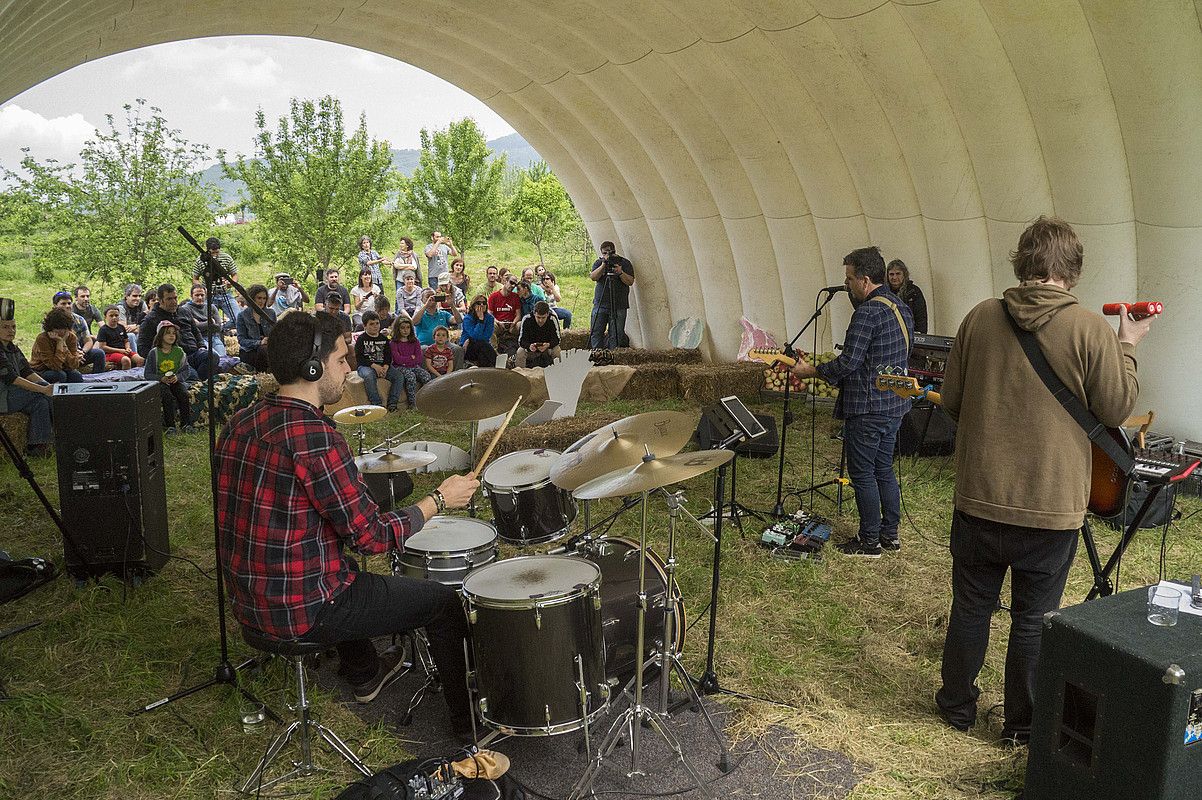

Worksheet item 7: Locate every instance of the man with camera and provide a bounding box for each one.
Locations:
[424,231,458,290]
[268,272,309,314]
[589,241,635,349]
[192,237,239,331]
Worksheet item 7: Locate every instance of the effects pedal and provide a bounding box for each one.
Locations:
[761,512,834,560]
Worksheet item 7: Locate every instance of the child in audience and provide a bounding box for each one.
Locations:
[144,320,194,432]
[30,307,83,384]
[389,317,432,408]
[355,311,403,411]
[396,271,423,319]
[425,325,455,376]
[97,305,143,371]
[374,294,396,330]
[145,289,159,311]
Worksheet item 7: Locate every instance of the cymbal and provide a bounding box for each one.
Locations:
[416,369,531,421]
[355,449,439,474]
[573,449,735,501]
[332,404,387,425]
[550,410,698,491]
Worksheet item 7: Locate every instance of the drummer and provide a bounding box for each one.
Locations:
[214,310,480,739]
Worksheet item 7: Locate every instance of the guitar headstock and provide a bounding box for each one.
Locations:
[874,367,925,398]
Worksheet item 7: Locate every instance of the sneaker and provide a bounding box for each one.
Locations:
[879,538,901,552]
[835,538,882,559]
[352,652,406,703]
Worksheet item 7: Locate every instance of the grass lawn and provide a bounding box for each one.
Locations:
[0,233,1199,798]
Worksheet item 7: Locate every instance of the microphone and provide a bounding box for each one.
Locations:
[822,285,848,294]
[1102,301,1162,319]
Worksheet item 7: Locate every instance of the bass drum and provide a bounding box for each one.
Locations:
[574,537,685,685]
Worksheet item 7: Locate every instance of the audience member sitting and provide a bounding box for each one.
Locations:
[436,273,466,318]
[488,277,521,357]
[516,301,561,368]
[886,259,928,334]
[0,318,53,457]
[179,283,229,356]
[145,289,159,311]
[461,294,497,369]
[534,264,547,280]
[236,284,276,372]
[97,305,143,371]
[412,288,462,347]
[392,236,423,289]
[357,235,386,288]
[354,310,404,412]
[53,291,105,374]
[323,292,355,335]
[425,325,456,376]
[118,283,148,353]
[482,265,501,296]
[396,271,423,320]
[520,268,546,299]
[315,268,352,311]
[374,295,396,331]
[351,269,381,331]
[447,257,471,300]
[389,317,433,408]
[71,285,104,333]
[138,283,215,380]
[144,320,196,432]
[31,307,84,384]
[516,280,541,320]
[540,272,572,328]
[268,272,308,314]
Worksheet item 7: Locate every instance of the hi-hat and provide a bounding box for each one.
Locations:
[572,449,734,501]
[355,449,439,474]
[332,404,387,425]
[416,369,531,421]
[550,411,698,491]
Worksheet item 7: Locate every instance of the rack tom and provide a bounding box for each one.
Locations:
[482,449,576,545]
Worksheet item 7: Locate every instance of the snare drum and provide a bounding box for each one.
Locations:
[482,449,576,546]
[395,516,497,587]
[462,555,609,736]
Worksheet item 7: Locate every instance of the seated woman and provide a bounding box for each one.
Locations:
[540,272,572,328]
[235,284,277,372]
[0,318,54,457]
[30,308,83,384]
[351,269,382,331]
[886,259,928,334]
[460,294,497,369]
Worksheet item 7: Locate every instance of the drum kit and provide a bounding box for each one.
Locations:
[335,370,735,799]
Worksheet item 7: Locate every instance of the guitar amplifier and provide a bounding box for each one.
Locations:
[907,333,954,386]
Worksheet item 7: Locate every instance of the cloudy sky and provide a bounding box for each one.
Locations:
[0,35,516,172]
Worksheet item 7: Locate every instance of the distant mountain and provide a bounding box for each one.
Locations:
[200,131,540,208]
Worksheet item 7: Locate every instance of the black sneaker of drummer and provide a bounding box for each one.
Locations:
[352,651,407,703]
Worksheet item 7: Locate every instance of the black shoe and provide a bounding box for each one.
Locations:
[352,652,407,703]
[835,538,882,559]
[879,538,901,552]
[934,692,972,732]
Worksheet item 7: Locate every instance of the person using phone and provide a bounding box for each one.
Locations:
[589,241,635,349]
[269,272,309,314]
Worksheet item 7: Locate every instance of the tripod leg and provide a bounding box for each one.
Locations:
[668,656,730,772]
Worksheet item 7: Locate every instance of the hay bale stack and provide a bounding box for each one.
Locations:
[618,363,681,400]
[602,347,703,366]
[0,413,29,461]
[559,329,590,350]
[472,411,625,462]
[510,368,549,407]
[677,362,765,405]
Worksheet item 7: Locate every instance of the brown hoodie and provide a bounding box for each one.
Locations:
[941,284,1138,530]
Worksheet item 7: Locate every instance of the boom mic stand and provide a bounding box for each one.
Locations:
[771,288,843,518]
[130,227,279,723]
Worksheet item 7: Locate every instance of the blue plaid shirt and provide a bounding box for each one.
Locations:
[816,286,914,420]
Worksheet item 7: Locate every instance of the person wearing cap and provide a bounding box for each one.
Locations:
[435,273,466,317]
[268,272,308,314]
[0,316,54,457]
[143,319,196,431]
[323,291,354,335]
[51,291,105,374]
[192,236,239,329]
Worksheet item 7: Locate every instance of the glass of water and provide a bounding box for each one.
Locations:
[240,700,266,733]
[1147,585,1181,627]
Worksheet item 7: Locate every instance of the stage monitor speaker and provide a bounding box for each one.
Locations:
[897,403,956,456]
[1024,588,1202,800]
[51,382,169,579]
[694,411,779,458]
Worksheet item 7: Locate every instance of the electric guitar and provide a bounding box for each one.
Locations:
[873,372,1133,517]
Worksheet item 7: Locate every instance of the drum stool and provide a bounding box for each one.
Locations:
[239,627,373,793]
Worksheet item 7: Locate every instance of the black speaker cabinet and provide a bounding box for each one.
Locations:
[897,402,956,456]
[694,411,779,458]
[51,382,169,579]
[1025,587,1202,800]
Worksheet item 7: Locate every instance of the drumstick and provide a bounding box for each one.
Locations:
[473,395,523,475]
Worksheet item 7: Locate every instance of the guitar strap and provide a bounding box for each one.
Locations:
[871,296,910,352]
[999,300,1135,475]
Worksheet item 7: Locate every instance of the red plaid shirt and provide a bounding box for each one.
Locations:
[215,394,422,639]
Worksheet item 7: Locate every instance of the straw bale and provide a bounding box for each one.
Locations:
[510,368,549,406]
[677,362,765,405]
[472,411,625,461]
[601,347,703,366]
[559,329,590,350]
[617,363,681,400]
[0,413,29,461]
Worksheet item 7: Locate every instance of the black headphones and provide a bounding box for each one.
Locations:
[301,326,323,382]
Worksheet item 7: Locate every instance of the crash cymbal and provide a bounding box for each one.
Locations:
[572,449,734,501]
[332,404,387,425]
[355,449,439,474]
[550,410,698,491]
[416,369,531,421]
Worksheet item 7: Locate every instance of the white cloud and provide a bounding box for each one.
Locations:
[0,104,95,167]
[154,40,283,89]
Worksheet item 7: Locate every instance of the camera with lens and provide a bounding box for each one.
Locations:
[433,293,448,303]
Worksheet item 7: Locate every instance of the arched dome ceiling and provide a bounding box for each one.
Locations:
[2,1,1198,438]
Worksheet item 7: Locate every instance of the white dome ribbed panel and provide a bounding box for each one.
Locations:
[0,1,1198,437]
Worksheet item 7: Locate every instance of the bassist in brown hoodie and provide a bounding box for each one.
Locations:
[934,216,1154,745]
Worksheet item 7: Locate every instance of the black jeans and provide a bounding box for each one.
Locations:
[301,569,470,726]
[160,381,192,427]
[936,509,1077,734]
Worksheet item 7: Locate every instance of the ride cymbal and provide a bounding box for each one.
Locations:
[416,369,531,421]
[550,410,698,491]
[572,449,734,500]
[355,449,439,474]
[332,404,387,425]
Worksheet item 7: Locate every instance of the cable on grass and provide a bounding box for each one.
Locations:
[896,455,948,548]
[120,488,216,581]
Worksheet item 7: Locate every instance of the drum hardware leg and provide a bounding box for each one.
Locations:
[400,630,440,726]
[575,654,592,764]
[464,640,480,748]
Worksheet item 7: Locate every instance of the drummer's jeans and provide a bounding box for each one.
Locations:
[301,568,471,726]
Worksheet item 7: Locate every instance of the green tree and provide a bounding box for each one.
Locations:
[399,118,505,252]
[4,100,217,288]
[220,96,397,273]
[507,163,572,266]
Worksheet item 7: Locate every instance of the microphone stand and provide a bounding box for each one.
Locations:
[770,289,842,518]
[129,227,279,723]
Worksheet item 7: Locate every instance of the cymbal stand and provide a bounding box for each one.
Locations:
[654,489,730,771]
[569,489,713,800]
